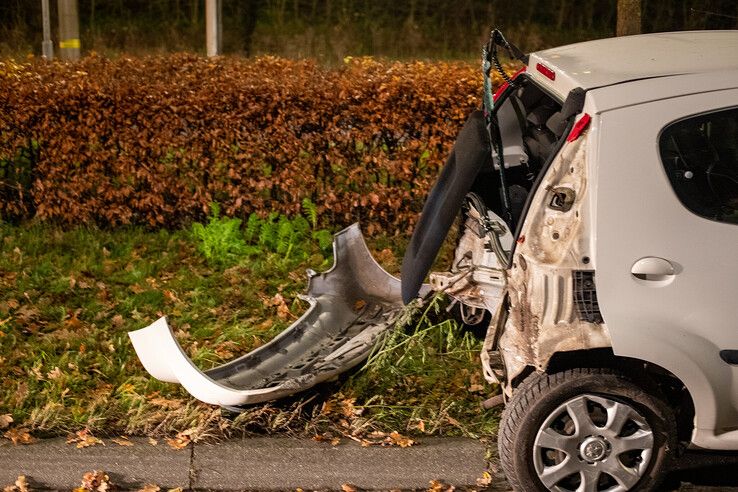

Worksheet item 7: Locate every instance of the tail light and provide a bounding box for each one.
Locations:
[535,63,556,81]
[566,113,592,142]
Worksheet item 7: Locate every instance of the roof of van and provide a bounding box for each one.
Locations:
[527,31,738,99]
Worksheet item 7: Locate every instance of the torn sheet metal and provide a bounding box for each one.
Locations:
[494,134,612,393]
[129,223,408,407]
[429,203,511,316]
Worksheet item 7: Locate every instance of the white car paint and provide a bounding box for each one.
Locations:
[528,30,738,100]
[593,86,738,450]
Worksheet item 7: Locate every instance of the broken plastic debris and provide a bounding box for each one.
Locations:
[129,223,417,407]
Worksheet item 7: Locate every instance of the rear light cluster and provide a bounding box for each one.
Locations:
[567,113,592,142]
[535,62,556,81]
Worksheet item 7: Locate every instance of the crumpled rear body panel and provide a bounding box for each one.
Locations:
[494,133,612,393]
[129,223,412,407]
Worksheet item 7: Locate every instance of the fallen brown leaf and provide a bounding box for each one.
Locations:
[476,471,493,487]
[339,398,357,418]
[148,437,158,446]
[271,293,291,320]
[163,290,180,303]
[111,437,134,447]
[341,484,358,492]
[67,429,104,449]
[3,428,35,445]
[2,475,30,492]
[388,431,415,448]
[78,470,111,492]
[468,383,485,393]
[0,414,13,430]
[320,400,336,415]
[137,485,160,492]
[64,311,83,330]
[165,432,191,450]
[428,479,454,492]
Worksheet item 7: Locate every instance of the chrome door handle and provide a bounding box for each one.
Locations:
[631,257,675,281]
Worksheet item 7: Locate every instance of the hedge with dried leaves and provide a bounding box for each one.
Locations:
[0,55,507,231]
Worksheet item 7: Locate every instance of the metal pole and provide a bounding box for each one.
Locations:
[205,0,221,56]
[41,0,54,59]
[217,0,222,54]
[57,0,81,61]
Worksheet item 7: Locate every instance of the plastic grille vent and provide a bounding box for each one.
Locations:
[573,271,603,323]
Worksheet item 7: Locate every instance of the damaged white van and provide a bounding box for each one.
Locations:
[130,31,738,491]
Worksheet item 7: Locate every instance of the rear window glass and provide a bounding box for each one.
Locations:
[659,107,738,225]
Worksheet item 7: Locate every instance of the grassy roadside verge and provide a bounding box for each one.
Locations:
[0,212,498,443]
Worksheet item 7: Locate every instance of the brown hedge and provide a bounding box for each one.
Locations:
[0,55,507,231]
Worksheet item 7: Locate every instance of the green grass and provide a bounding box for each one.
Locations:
[0,212,498,441]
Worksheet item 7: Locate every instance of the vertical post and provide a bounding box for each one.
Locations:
[616,0,642,36]
[217,0,223,53]
[57,0,81,60]
[205,0,221,56]
[41,0,54,59]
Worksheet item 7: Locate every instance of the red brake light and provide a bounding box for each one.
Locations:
[566,113,591,142]
[536,63,556,81]
[493,66,527,102]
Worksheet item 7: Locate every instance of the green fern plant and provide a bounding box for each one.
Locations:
[191,202,247,266]
[302,197,318,229]
[244,213,262,243]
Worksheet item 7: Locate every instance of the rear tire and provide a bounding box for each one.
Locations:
[498,368,676,491]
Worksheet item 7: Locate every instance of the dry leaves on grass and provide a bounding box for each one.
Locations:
[2,475,29,492]
[74,471,112,492]
[270,293,291,320]
[165,428,196,450]
[148,396,184,411]
[67,429,104,449]
[0,414,13,429]
[3,428,35,445]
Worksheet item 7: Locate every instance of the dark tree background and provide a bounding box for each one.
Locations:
[1,0,737,61]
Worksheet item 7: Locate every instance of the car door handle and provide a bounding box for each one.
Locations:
[631,257,675,281]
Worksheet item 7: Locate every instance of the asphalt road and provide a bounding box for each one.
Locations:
[1,436,737,490]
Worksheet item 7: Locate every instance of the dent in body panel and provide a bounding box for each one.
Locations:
[496,133,612,395]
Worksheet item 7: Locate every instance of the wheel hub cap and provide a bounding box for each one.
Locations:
[580,436,608,462]
[532,394,655,491]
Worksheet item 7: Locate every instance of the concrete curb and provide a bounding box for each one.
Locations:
[0,437,491,491]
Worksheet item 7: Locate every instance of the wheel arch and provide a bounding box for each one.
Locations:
[543,348,696,443]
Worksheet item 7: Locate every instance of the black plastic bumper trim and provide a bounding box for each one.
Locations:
[720,350,738,365]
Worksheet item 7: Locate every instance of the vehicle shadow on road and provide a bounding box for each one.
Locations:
[666,451,738,489]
